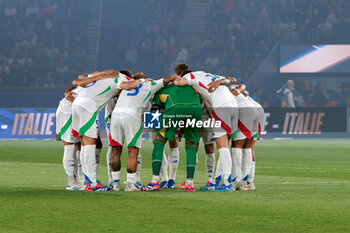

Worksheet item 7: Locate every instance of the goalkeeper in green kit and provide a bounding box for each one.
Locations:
[142,83,201,192]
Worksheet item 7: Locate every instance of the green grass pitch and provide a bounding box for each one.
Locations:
[0,139,349,232]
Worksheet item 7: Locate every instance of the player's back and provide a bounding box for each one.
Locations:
[58,86,82,114]
[114,79,163,117]
[183,71,235,107]
[153,84,200,110]
[73,74,129,112]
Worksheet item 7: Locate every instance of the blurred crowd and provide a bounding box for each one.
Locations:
[190,0,350,82]
[1,0,350,107]
[0,0,89,88]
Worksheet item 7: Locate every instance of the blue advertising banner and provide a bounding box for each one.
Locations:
[0,108,349,139]
[0,108,57,139]
[0,108,106,139]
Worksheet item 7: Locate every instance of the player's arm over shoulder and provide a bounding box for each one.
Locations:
[173,76,189,86]
[72,72,118,87]
[64,85,77,102]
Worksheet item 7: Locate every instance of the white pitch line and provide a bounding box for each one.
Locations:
[259,166,350,171]
[259,181,350,185]
[0,171,48,174]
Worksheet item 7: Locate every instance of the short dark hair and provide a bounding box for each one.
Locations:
[119,69,133,78]
[174,63,189,76]
[133,72,147,80]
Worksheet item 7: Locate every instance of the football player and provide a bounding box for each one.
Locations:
[109,73,176,191]
[72,70,141,191]
[173,63,237,192]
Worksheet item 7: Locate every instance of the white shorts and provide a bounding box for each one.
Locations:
[109,113,142,148]
[256,107,265,140]
[235,107,259,140]
[56,110,78,143]
[211,106,238,139]
[71,105,99,139]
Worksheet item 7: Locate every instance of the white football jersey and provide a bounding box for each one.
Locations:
[113,79,164,117]
[105,97,117,120]
[73,73,131,113]
[57,86,82,114]
[234,93,256,108]
[183,71,236,107]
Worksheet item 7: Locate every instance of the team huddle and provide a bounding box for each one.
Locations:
[56,63,265,192]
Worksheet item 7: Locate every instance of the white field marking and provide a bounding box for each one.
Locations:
[0,162,57,166]
[0,171,47,174]
[259,181,350,185]
[273,138,294,140]
[259,166,350,171]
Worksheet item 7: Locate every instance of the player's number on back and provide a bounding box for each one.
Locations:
[84,81,97,88]
[127,83,143,96]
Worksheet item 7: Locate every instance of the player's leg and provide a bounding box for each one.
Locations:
[124,146,140,191]
[160,151,169,188]
[62,141,77,190]
[152,137,167,182]
[81,135,98,187]
[95,137,103,177]
[123,118,142,191]
[109,113,126,191]
[231,139,244,181]
[143,135,167,191]
[241,139,253,182]
[106,145,113,188]
[134,150,142,188]
[75,142,85,186]
[204,144,215,183]
[247,140,256,190]
[181,111,201,192]
[167,139,179,189]
[184,139,197,192]
[198,128,215,191]
[212,135,233,191]
[210,107,234,192]
[73,106,106,191]
[111,145,122,191]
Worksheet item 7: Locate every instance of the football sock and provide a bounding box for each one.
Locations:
[152,175,160,183]
[186,178,193,186]
[126,172,136,185]
[63,144,75,186]
[168,147,179,180]
[84,144,97,186]
[79,146,88,183]
[248,161,256,183]
[231,148,242,182]
[160,151,168,181]
[218,147,232,186]
[106,146,113,184]
[135,151,142,181]
[76,149,84,184]
[242,148,253,181]
[185,144,196,180]
[95,148,101,174]
[152,140,165,176]
[73,145,78,178]
[205,153,215,182]
[112,171,120,183]
[214,157,222,185]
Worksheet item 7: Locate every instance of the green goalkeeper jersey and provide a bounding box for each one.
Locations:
[152,84,201,109]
